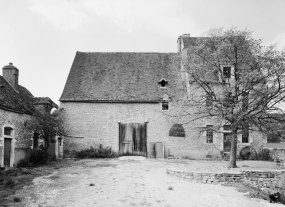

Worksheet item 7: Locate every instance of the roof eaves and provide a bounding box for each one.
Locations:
[59,100,160,103]
[0,104,24,114]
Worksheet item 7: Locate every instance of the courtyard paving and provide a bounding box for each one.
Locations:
[5,159,285,207]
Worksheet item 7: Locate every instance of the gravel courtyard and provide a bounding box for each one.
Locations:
[7,159,284,207]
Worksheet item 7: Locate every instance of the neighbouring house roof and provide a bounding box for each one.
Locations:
[0,76,58,115]
[34,97,58,108]
[0,75,35,114]
[60,52,185,102]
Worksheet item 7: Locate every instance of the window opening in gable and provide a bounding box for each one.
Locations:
[162,101,169,111]
[158,79,168,88]
[206,125,213,143]
[223,67,231,79]
[4,127,13,136]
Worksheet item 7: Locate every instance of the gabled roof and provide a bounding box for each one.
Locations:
[34,97,58,108]
[60,52,185,102]
[0,76,35,114]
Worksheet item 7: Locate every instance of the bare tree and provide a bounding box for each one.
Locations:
[182,28,285,168]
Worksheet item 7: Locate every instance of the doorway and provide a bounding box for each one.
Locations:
[4,138,12,166]
[119,123,147,156]
[223,133,232,152]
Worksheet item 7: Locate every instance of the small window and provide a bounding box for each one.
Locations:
[4,127,13,136]
[224,92,234,108]
[206,125,213,143]
[242,91,248,111]
[223,67,231,79]
[242,124,249,143]
[158,79,168,88]
[162,101,169,110]
[223,125,231,131]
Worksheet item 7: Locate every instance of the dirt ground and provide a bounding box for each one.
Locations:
[3,158,285,207]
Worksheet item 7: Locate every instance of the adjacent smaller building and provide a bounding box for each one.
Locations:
[0,63,58,167]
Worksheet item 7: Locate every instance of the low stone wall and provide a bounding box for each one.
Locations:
[166,169,285,194]
[270,149,285,161]
[166,169,243,184]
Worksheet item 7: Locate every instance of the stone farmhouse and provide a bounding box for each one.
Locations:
[0,63,58,167]
[59,34,266,159]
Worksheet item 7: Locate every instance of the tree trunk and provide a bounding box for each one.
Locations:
[229,127,238,168]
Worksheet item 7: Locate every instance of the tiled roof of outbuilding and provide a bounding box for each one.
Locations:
[60,52,185,102]
[0,76,35,114]
[34,97,58,108]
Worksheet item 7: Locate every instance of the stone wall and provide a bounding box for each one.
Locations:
[61,102,224,159]
[167,168,285,195]
[60,101,266,159]
[0,108,32,166]
[269,149,285,161]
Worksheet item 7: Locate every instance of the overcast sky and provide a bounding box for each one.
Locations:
[0,0,284,104]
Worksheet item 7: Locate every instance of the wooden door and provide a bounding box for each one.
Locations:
[148,142,164,158]
[223,133,232,152]
[119,123,147,156]
[4,138,12,166]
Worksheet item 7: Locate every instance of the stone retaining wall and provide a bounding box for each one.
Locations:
[270,149,285,161]
[166,169,285,194]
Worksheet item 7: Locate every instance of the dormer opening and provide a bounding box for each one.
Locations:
[158,78,168,88]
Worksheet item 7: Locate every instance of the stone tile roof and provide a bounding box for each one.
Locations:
[34,97,58,108]
[60,52,185,102]
[0,75,35,114]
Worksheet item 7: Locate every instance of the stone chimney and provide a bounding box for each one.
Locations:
[177,34,190,52]
[177,36,182,52]
[2,63,19,91]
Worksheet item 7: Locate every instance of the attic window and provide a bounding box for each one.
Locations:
[162,101,169,110]
[158,79,168,88]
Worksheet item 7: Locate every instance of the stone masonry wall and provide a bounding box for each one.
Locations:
[60,101,266,159]
[270,149,285,161]
[0,108,33,166]
[61,102,225,159]
[167,168,285,195]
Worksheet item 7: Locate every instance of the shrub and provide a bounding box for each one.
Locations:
[4,177,16,188]
[29,146,50,165]
[257,148,272,161]
[75,145,117,159]
[17,159,30,168]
